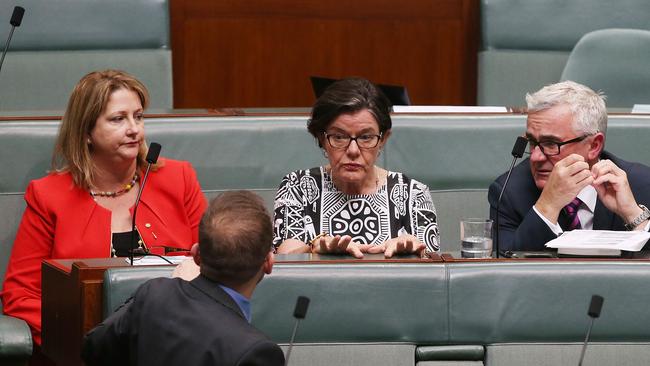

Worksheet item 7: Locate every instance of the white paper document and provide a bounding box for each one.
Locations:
[545,230,650,256]
[124,256,189,266]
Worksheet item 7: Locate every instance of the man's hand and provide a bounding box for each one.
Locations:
[535,154,594,223]
[366,234,425,258]
[591,159,643,224]
[311,234,369,259]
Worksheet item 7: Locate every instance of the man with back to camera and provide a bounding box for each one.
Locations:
[82,191,285,366]
[489,81,650,252]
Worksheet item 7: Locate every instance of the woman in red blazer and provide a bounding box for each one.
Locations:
[1,70,207,346]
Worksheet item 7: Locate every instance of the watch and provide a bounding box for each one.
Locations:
[624,204,650,230]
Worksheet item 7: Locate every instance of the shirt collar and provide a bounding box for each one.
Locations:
[577,185,597,213]
[218,284,251,322]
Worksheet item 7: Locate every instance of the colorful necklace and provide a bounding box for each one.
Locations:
[90,173,139,198]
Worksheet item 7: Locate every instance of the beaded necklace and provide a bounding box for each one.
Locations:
[90,173,139,198]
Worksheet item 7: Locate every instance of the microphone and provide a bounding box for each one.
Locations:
[129,142,162,265]
[285,296,310,366]
[494,136,527,258]
[0,6,25,76]
[578,295,604,366]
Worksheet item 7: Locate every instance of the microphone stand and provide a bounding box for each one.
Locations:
[130,163,153,266]
[0,7,25,75]
[130,142,161,265]
[285,296,310,366]
[495,136,527,258]
[578,295,604,366]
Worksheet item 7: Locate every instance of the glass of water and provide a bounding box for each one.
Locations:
[460,218,493,259]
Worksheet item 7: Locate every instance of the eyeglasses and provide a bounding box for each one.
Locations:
[324,132,383,149]
[525,134,592,156]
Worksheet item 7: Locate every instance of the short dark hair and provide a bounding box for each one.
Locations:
[307,78,392,146]
[198,191,272,285]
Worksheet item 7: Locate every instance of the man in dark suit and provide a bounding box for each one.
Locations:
[82,191,285,366]
[489,81,650,252]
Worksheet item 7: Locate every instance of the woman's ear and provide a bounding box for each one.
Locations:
[379,129,392,148]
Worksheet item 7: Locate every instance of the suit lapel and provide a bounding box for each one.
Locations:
[593,199,616,230]
[189,275,246,320]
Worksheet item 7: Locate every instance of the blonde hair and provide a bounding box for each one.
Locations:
[526,80,607,135]
[52,70,157,189]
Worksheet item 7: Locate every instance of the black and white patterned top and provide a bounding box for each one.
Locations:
[272,167,440,252]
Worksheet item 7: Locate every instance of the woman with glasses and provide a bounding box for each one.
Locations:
[273,78,440,258]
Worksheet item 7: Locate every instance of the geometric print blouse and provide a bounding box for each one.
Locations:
[272,167,440,252]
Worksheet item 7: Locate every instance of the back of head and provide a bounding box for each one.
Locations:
[526,80,607,135]
[307,78,392,143]
[198,191,273,286]
[53,69,150,189]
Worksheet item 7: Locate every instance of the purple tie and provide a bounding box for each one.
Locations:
[564,198,582,230]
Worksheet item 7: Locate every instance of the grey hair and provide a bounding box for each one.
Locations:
[526,80,607,135]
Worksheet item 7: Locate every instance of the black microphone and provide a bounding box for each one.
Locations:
[0,6,25,76]
[285,296,310,366]
[578,295,604,366]
[129,142,162,265]
[494,136,527,258]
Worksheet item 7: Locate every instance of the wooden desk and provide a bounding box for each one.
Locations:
[440,251,650,262]
[40,258,171,366]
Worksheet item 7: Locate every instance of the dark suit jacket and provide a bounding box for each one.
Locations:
[82,275,285,366]
[488,151,650,251]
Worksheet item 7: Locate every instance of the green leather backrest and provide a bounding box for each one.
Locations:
[0,0,172,110]
[102,260,650,347]
[447,261,650,343]
[102,263,449,344]
[560,28,650,108]
[102,267,174,318]
[3,114,650,194]
[478,0,650,106]
[252,262,449,343]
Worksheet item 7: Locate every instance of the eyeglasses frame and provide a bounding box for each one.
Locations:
[525,134,593,156]
[323,131,384,150]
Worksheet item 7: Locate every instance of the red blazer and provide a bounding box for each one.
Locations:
[1,158,207,345]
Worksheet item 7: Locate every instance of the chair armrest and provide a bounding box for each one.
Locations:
[0,315,33,359]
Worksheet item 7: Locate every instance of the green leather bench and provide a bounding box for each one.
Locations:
[478,0,650,106]
[0,0,172,111]
[101,259,650,366]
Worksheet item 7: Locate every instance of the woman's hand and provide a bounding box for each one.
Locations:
[311,234,369,259]
[367,234,425,258]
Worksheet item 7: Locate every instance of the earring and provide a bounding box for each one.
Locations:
[87,138,92,145]
[322,149,328,159]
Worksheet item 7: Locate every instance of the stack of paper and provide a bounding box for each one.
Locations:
[125,256,190,266]
[545,230,650,256]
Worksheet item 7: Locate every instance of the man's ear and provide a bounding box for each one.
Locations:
[588,132,605,161]
[191,243,201,266]
[263,251,275,275]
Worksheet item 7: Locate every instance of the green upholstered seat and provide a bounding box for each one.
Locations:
[0,0,172,110]
[478,0,650,106]
[561,28,650,108]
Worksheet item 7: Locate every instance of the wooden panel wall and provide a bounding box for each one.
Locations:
[170,0,478,108]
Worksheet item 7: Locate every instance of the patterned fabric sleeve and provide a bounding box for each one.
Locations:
[272,171,308,248]
[409,179,441,252]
